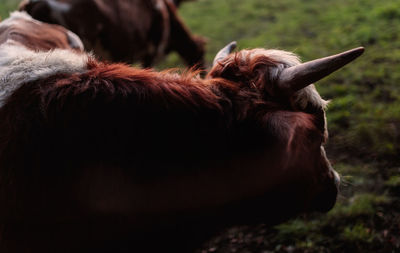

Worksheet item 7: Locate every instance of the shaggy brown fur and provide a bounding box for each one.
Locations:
[0,53,337,252]
[0,10,344,246]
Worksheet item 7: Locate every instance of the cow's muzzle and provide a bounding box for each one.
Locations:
[311,168,340,212]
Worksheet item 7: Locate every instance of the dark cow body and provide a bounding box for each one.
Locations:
[0,62,335,253]
[0,14,363,252]
[19,0,205,68]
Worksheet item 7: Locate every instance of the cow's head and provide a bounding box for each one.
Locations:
[18,0,71,26]
[208,42,363,214]
[0,11,83,51]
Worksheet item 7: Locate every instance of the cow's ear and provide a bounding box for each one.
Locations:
[207,55,242,82]
[25,0,71,25]
[19,1,54,24]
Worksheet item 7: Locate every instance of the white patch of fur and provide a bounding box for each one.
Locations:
[291,84,329,110]
[0,43,89,108]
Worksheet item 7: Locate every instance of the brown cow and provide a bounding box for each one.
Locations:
[0,20,363,251]
[19,0,205,68]
[0,11,83,51]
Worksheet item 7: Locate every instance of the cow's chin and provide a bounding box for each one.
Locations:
[308,179,339,213]
[311,186,338,213]
[257,178,339,224]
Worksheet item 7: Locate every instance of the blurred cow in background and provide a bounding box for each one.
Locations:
[19,0,205,68]
[0,11,83,51]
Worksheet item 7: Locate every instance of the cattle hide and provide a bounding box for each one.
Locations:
[0,29,363,251]
[0,11,83,51]
[19,0,206,68]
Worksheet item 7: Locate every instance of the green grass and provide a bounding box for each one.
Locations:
[0,0,17,19]
[1,0,400,252]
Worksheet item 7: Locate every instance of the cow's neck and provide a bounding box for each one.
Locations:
[76,147,287,222]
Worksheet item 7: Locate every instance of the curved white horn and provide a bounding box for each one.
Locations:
[277,47,365,94]
[67,31,84,51]
[212,41,237,66]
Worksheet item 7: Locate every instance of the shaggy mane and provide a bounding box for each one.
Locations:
[208,49,329,111]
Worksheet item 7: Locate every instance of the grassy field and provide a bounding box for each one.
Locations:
[1,0,400,252]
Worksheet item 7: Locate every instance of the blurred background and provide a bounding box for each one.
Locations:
[1,0,399,252]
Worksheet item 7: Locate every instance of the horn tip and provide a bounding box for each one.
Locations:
[228,41,237,50]
[349,47,365,57]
